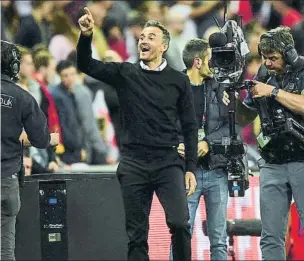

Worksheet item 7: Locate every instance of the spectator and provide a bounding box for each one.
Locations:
[1,0,17,42]
[125,14,146,63]
[86,0,112,60]
[138,1,164,24]
[32,51,62,136]
[168,1,198,40]
[103,17,129,61]
[51,60,87,165]
[14,0,53,48]
[16,45,41,104]
[23,149,33,176]
[94,49,122,150]
[67,51,117,165]
[165,9,187,71]
[29,146,60,174]
[48,11,79,63]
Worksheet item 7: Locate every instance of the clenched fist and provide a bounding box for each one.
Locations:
[78,7,94,37]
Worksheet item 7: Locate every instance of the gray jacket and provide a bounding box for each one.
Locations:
[72,83,108,160]
[179,77,242,170]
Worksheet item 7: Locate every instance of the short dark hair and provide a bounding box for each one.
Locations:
[259,26,295,56]
[56,60,76,74]
[182,39,209,69]
[144,20,170,47]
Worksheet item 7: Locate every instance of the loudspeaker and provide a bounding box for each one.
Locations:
[15,173,128,260]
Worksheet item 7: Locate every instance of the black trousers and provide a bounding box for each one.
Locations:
[1,174,21,261]
[117,148,191,261]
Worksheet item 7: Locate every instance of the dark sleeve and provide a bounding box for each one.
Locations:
[76,33,123,87]
[177,76,198,173]
[22,94,50,148]
[51,94,77,151]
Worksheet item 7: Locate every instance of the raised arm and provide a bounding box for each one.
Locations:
[77,7,122,87]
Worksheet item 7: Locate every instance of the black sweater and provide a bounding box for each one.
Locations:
[77,33,198,172]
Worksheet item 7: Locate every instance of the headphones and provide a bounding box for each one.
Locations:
[258,32,299,66]
[1,40,21,77]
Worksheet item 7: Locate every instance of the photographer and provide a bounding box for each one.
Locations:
[223,26,304,260]
[174,39,231,260]
[1,40,59,260]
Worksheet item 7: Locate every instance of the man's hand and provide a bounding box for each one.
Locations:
[250,80,275,98]
[185,172,197,196]
[198,141,209,157]
[78,7,94,37]
[222,90,240,106]
[177,143,185,158]
[19,131,31,146]
[81,149,87,162]
[106,155,116,165]
[48,161,60,172]
[50,133,60,146]
[222,90,230,106]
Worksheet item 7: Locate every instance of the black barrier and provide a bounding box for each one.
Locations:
[15,173,128,260]
[202,219,261,261]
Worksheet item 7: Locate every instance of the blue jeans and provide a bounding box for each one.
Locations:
[170,168,228,260]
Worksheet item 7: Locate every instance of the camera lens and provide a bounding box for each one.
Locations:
[214,51,235,67]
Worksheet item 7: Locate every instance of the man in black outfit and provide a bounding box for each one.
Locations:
[1,40,59,260]
[77,7,198,261]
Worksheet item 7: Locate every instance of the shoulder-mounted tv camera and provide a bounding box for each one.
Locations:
[208,7,252,197]
[208,13,250,85]
[256,97,304,145]
[253,59,304,148]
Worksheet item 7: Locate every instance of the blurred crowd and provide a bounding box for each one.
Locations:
[1,0,304,175]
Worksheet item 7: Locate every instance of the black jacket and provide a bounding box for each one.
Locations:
[50,83,84,157]
[180,77,242,170]
[1,74,50,177]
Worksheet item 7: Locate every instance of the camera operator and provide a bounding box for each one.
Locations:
[223,26,304,260]
[174,38,231,260]
[1,40,59,260]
